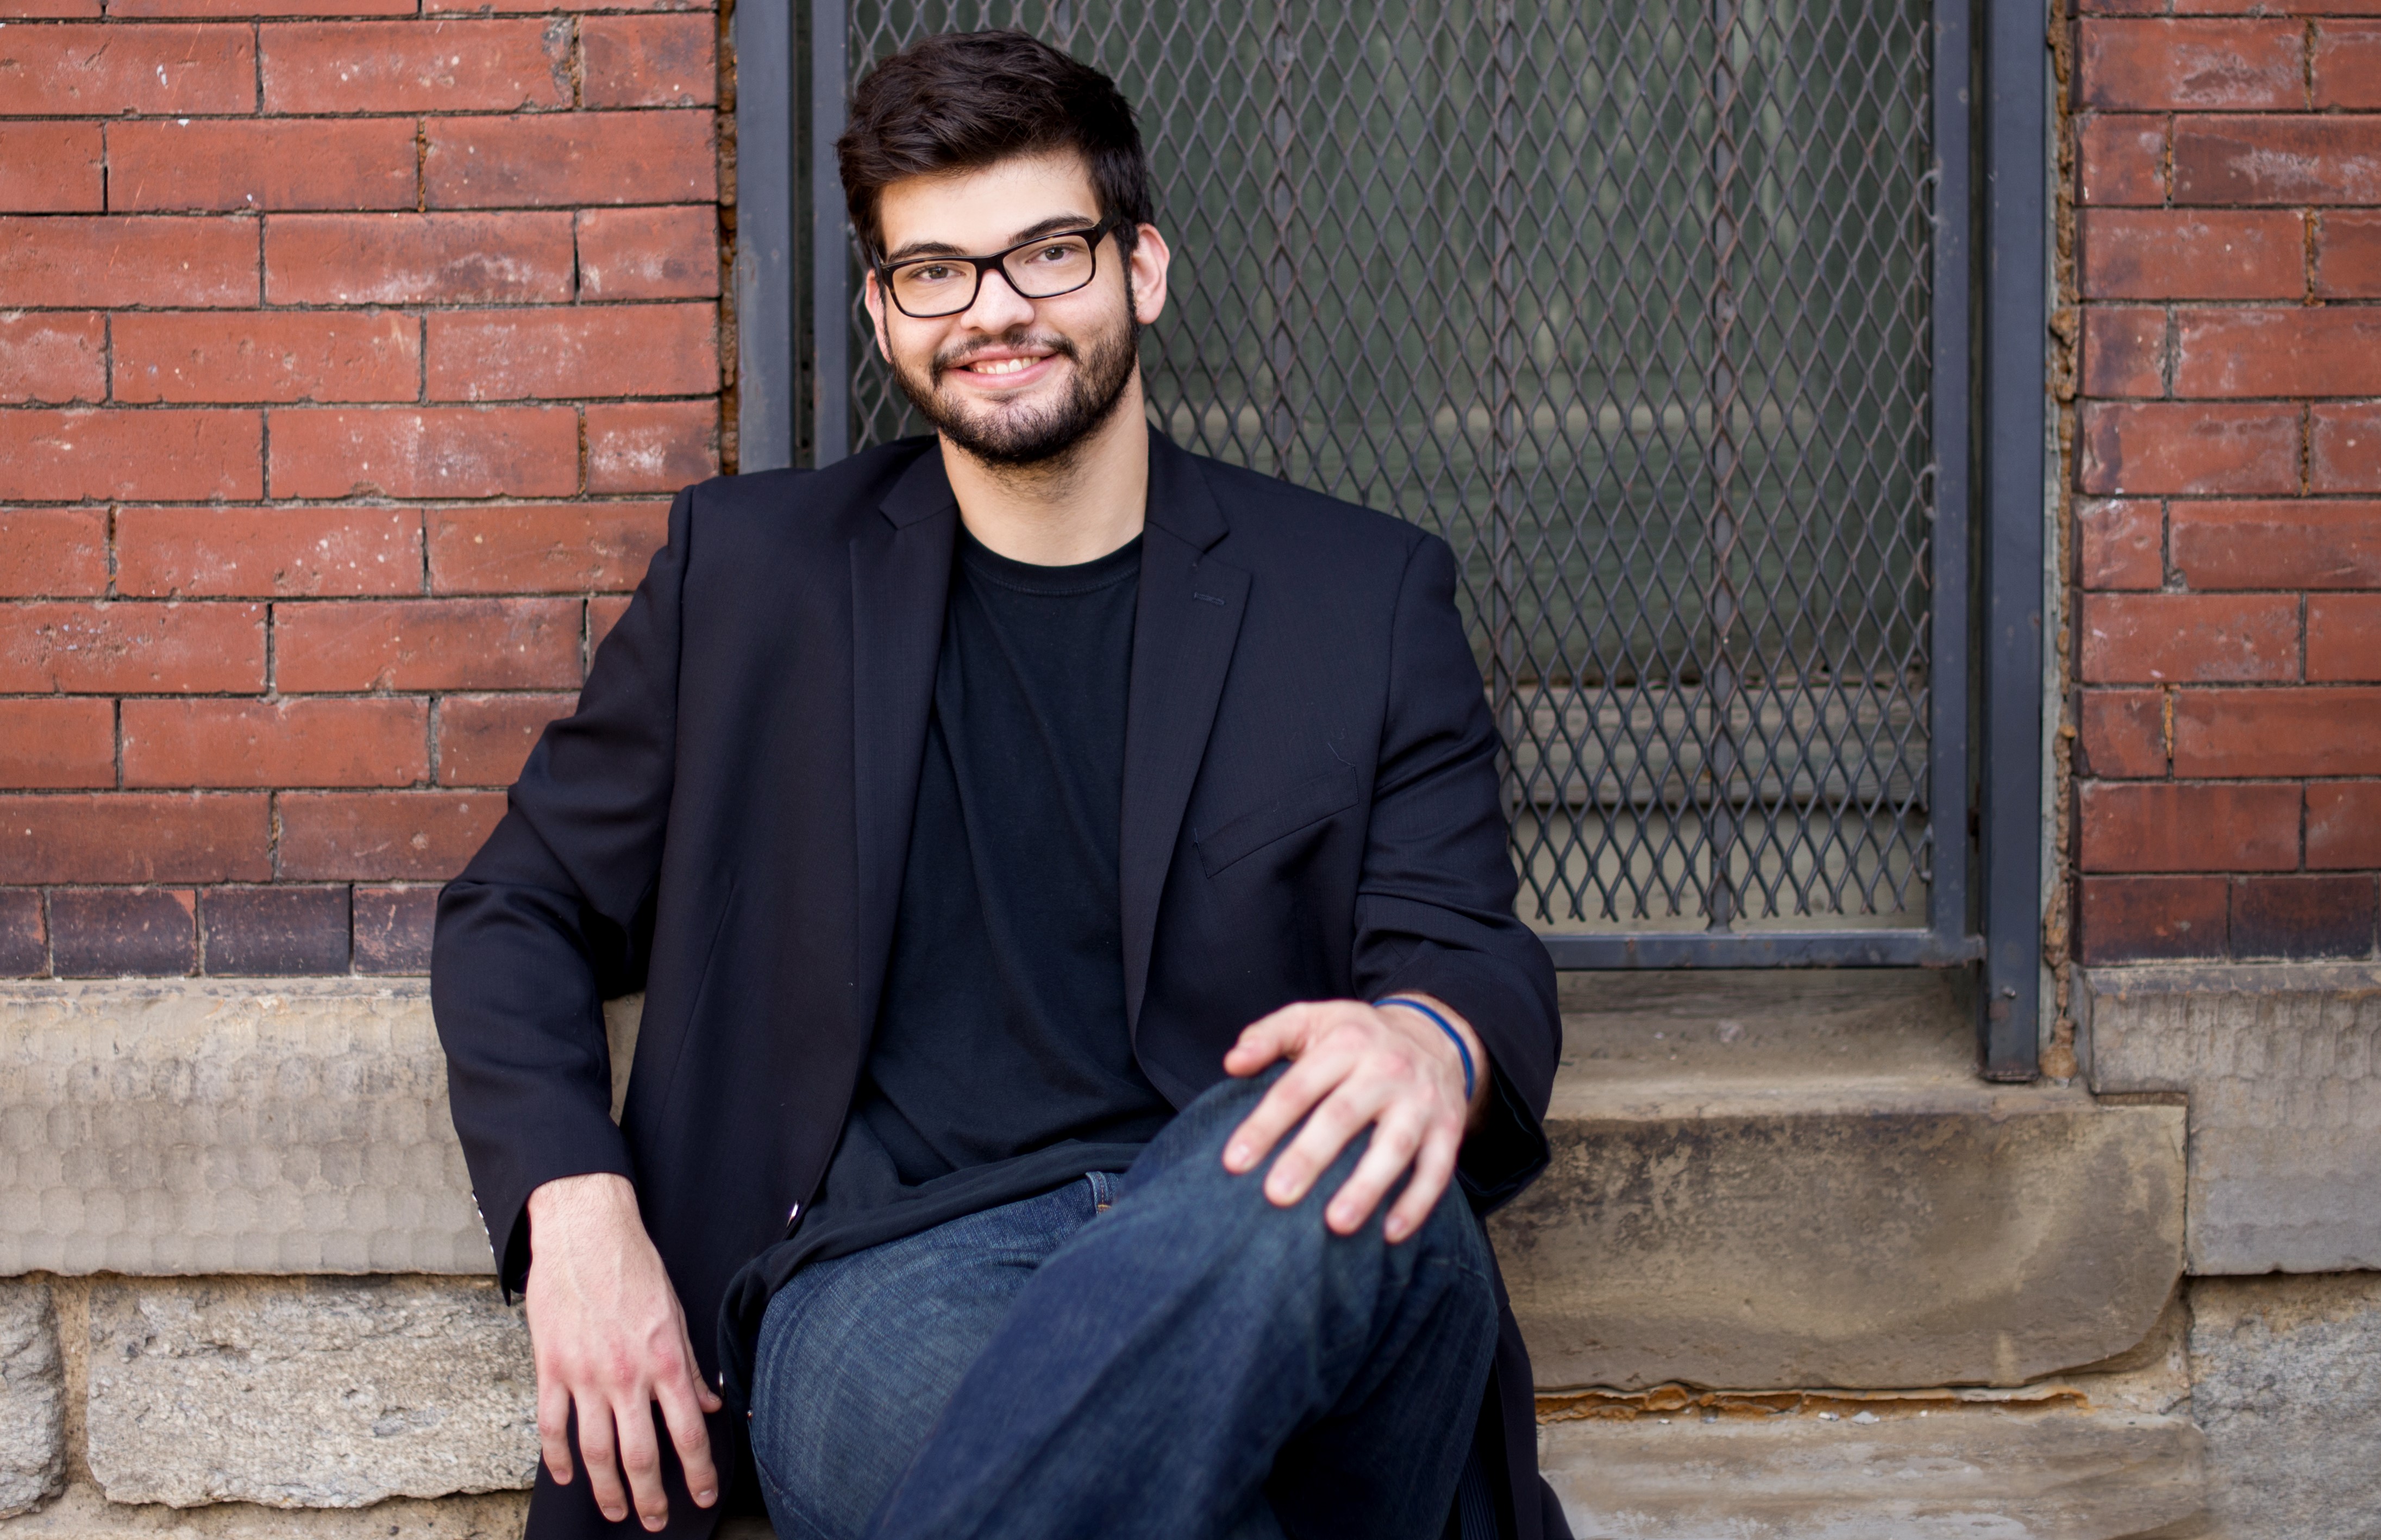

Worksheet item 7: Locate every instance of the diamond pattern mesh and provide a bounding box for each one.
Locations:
[841,0,1936,935]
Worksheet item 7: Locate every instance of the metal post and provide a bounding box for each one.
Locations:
[734,1,797,473]
[1927,0,1974,961]
[1704,0,1744,934]
[1487,0,1521,800]
[809,0,851,466]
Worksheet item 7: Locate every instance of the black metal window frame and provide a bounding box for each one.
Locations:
[733,0,2048,1076]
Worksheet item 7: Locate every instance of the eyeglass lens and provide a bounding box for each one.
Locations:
[890,234,1099,318]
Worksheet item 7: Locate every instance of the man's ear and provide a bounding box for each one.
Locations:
[1126,223,1171,328]
[863,269,892,362]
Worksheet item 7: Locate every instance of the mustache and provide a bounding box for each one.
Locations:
[931,329,1080,378]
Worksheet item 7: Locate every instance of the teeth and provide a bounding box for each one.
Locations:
[970,356,1037,375]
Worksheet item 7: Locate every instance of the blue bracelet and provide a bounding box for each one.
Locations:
[1371,996,1474,1101]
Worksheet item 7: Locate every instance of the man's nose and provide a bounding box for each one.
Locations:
[958,263,1038,334]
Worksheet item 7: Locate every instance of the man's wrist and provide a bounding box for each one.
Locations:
[1373,994,1490,1124]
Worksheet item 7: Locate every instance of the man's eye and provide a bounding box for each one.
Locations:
[910,264,957,284]
[1029,242,1077,264]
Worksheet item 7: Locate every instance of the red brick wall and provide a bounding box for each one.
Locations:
[0,2,728,978]
[2073,3,2381,962]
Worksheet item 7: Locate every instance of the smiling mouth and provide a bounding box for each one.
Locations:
[962,355,1043,376]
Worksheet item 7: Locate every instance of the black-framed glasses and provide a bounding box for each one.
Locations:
[875,222,1118,319]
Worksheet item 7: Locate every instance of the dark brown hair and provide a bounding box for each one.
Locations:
[837,30,1152,261]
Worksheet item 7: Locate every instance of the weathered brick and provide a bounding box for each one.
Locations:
[2083,306,2167,397]
[2173,0,2381,11]
[0,216,257,308]
[2316,211,2381,297]
[2309,782,2381,868]
[352,884,434,973]
[266,212,575,305]
[586,399,716,492]
[580,12,715,107]
[2314,20,2381,107]
[588,594,629,656]
[275,597,580,692]
[0,23,254,115]
[0,510,108,597]
[2309,594,2381,681]
[0,794,268,883]
[0,890,43,978]
[436,692,573,786]
[427,304,717,401]
[0,603,264,694]
[2082,211,2304,300]
[2078,875,2230,963]
[2078,20,2306,111]
[115,506,423,599]
[2078,115,2170,205]
[2080,592,2299,683]
[2313,405,2381,491]
[424,111,716,209]
[0,313,104,405]
[427,502,667,593]
[2176,116,2381,204]
[0,699,115,790]
[2172,500,2381,589]
[267,407,578,499]
[110,0,417,14]
[2079,498,2166,590]
[575,205,717,299]
[2081,690,2168,778]
[122,698,427,788]
[48,888,195,978]
[2232,875,2378,960]
[2079,781,2302,872]
[277,790,503,880]
[262,18,570,112]
[114,311,420,405]
[200,885,349,974]
[2079,402,2301,496]
[0,122,102,213]
[0,410,261,502]
[2176,310,2381,398]
[427,0,711,11]
[0,1,101,16]
[109,119,417,214]
[2172,686,2381,775]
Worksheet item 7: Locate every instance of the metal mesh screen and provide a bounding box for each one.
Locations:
[841,0,1937,937]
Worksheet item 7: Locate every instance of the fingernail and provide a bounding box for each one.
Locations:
[697,1491,716,1505]
[1226,1143,1249,1167]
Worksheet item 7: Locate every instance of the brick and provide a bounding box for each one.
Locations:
[2078,875,2230,963]
[0,410,261,502]
[586,399,716,492]
[261,18,569,112]
[0,2,100,15]
[2082,690,2168,778]
[424,111,716,209]
[0,793,268,883]
[268,407,578,500]
[2083,306,2167,398]
[580,13,715,108]
[352,885,434,973]
[122,698,427,788]
[110,0,417,14]
[2078,781,2302,872]
[2314,21,2381,106]
[2232,875,2378,960]
[109,119,417,214]
[2317,211,2381,297]
[2309,594,2381,680]
[2309,782,2381,867]
[427,0,711,11]
[2172,501,2381,588]
[0,122,102,212]
[2079,498,2165,589]
[200,885,348,974]
[0,699,115,790]
[2078,20,2305,110]
[575,206,717,299]
[2078,115,2169,205]
[0,890,42,978]
[0,602,264,693]
[2079,402,2301,497]
[266,212,575,305]
[0,216,256,308]
[2173,687,2381,775]
[275,597,580,691]
[0,24,254,115]
[2079,592,2299,682]
[2082,211,2304,300]
[427,502,666,593]
[2176,116,2381,204]
[2176,310,2381,398]
[588,594,629,656]
[2175,0,2381,11]
[277,790,503,880]
[0,312,104,405]
[0,510,108,597]
[115,506,423,599]
[427,305,715,403]
[2314,405,2381,491]
[47,888,195,978]
[437,692,573,785]
[114,311,420,405]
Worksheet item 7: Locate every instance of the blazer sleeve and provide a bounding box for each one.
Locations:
[431,485,694,1294]
[1352,531,1561,1213]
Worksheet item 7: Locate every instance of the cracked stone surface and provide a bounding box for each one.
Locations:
[0,1284,62,1520]
[2189,1272,2381,1540]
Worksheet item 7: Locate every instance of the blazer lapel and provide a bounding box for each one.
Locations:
[1120,435,1248,1032]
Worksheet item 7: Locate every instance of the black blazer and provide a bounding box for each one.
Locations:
[433,431,1570,1540]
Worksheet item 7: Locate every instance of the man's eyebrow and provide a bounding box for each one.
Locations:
[881,212,1100,265]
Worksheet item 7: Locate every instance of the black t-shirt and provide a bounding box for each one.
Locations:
[782,526,1175,1269]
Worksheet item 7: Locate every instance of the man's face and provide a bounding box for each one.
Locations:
[866,152,1170,467]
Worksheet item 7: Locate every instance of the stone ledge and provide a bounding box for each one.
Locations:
[0,1283,61,1521]
[0,1486,526,1540]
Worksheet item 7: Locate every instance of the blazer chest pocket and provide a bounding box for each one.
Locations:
[1195,765,1362,877]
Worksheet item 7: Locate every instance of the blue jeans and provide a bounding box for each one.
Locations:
[746,1067,1500,1540]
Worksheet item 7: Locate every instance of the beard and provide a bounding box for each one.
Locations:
[893,306,1142,469]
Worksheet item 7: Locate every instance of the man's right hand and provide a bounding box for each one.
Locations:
[523,1173,722,1531]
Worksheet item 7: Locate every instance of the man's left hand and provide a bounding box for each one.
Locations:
[1220,995,1488,1243]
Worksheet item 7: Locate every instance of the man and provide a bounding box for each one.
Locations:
[433,30,1565,1540]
